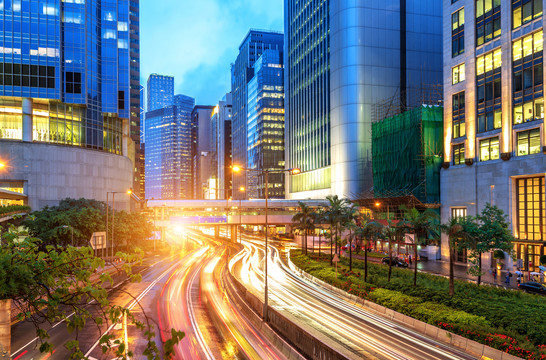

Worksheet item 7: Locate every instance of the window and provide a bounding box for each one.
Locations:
[476,0,501,46]
[452,8,465,57]
[118,90,125,110]
[453,143,465,165]
[452,63,465,84]
[479,137,500,161]
[0,62,55,89]
[451,208,467,218]
[453,91,466,138]
[513,0,543,29]
[517,128,541,156]
[516,177,545,241]
[478,109,502,132]
[65,72,82,94]
[513,31,543,124]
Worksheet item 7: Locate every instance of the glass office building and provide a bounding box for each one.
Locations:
[0,0,132,152]
[174,94,195,199]
[284,0,442,199]
[231,30,284,199]
[147,74,174,112]
[247,50,285,199]
[129,0,142,197]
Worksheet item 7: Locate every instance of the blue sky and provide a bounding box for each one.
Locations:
[140,0,284,107]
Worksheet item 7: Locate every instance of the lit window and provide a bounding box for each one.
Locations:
[452,63,465,84]
[453,91,466,138]
[517,128,541,156]
[451,208,467,219]
[452,8,465,57]
[479,137,500,161]
[453,143,465,165]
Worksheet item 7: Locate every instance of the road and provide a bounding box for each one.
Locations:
[232,234,477,360]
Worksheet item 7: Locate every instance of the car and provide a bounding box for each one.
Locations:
[518,281,546,295]
[381,256,408,268]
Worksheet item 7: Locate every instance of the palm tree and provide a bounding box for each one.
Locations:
[314,207,326,256]
[292,201,315,255]
[355,213,378,281]
[374,219,406,282]
[440,217,470,296]
[400,206,439,286]
[343,202,359,271]
[325,195,350,258]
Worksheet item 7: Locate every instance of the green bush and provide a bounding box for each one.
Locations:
[0,205,31,216]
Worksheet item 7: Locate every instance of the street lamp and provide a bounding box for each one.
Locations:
[106,189,132,260]
[232,165,300,322]
[62,225,74,247]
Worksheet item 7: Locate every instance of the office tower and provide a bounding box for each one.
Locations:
[129,0,143,198]
[231,30,284,199]
[0,0,135,210]
[174,94,195,199]
[139,84,145,196]
[210,93,233,199]
[191,106,215,199]
[144,94,194,200]
[247,50,285,199]
[147,74,174,112]
[441,0,545,269]
[140,85,145,144]
[284,0,443,199]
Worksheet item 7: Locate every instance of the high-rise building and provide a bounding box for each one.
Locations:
[441,0,545,270]
[147,74,174,112]
[129,0,142,198]
[284,0,443,199]
[247,50,285,199]
[140,85,145,144]
[139,84,146,197]
[143,94,194,200]
[174,94,195,199]
[231,30,284,199]
[0,0,135,210]
[210,93,233,199]
[191,106,215,199]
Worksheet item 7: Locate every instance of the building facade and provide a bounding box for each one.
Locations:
[174,94,195,199]
[0,0,135,210]
[210,93,233,200]
[191,105,214,199]
[129,0,142,198]
[247,50,285,199]
[442,0,546,270]
[231,30,284,199]
[284,0,443,199]
[147,74,174,112]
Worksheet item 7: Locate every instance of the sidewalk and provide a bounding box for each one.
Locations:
[342,251,525,290]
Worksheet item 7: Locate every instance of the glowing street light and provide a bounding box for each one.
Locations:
[232,165,300,322]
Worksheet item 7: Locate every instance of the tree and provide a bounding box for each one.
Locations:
[314,208,327,256]
[375,220,406,282]
[440,217,470,296]
[0,224,183,359]
[354,213,379,281]
[343,203,359,271]
[399,206,439,286]
[292,202,315,255]
[461,204,515,286]
[324,195,350,262]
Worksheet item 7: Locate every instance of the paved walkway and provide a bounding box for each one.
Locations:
[341,251,536,290]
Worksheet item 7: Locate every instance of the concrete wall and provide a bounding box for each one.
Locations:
[0,141,133,210]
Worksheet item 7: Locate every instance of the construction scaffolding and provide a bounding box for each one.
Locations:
[371,105,443,206]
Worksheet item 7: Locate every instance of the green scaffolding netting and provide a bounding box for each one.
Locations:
[372,105,444,204]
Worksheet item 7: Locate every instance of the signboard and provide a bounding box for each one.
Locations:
[404,233,415,245]
[149,231,161,241]
[332,253,340,263]
[90,232,106,250]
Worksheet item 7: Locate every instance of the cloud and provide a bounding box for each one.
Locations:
[141,0,283,105]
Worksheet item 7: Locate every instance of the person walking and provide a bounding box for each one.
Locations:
[505,271,511,285]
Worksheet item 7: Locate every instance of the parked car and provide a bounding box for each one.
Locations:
[381,256,408,268]
[518,281,546,295]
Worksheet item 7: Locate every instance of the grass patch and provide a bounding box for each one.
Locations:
[291,250,546,359]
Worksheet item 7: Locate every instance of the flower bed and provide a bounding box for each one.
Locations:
[291,251,546,360]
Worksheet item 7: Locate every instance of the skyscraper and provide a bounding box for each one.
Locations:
[247,50,285,199]
[191,106,215,199]
[231,30,284,199]
[210,93,233,199]
[174,94,195,199]
[441,0,545,269]
[129,0,143,198]
[284,0,443,199]
[0,0,135,209]
[147,74,174,112]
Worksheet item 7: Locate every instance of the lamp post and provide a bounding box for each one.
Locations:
[239,186,245,243]
[62,225,74,247]
[107,189,132,260]
[232,165,300,322]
